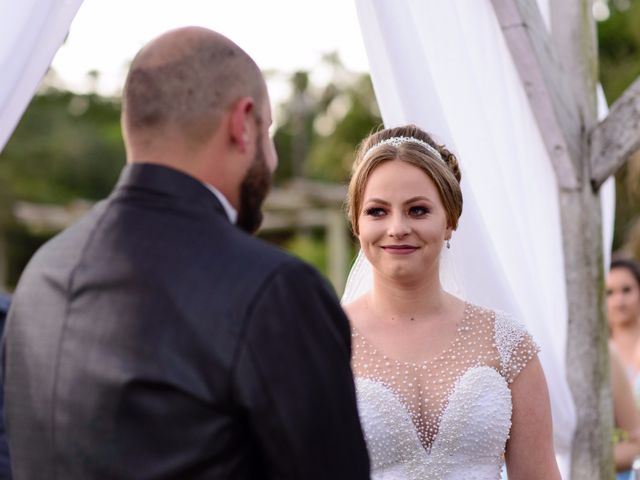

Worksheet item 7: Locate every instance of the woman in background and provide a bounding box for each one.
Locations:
[611,343,640,480]
[608,258,640,402]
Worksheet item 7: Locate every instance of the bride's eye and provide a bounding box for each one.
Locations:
[409,205,430,216]
[364,207,386,217]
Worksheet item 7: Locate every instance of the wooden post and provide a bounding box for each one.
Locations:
[326,209,349,295]
[491,0,615,478]
[490,0,581,188]
[550,2,613,479]
[560,191,612,480]
[0,232,6,290]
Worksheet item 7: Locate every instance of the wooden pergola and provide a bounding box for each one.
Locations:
[1,2,640,477]
[492,1,640,477]
[1,179,353,294]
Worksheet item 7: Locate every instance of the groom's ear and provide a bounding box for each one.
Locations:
[228,97,255,154]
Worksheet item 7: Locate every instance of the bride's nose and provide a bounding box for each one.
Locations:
[387,214,411,239]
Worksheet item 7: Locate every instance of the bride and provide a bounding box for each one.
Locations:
[342,124,561,479]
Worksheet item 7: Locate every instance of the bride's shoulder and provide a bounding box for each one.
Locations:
[463,302,534,342]
[464,302,523,327]
[342,294,368,325]
[464,303,540,380]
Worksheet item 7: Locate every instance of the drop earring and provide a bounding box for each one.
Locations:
[446,239,451,249]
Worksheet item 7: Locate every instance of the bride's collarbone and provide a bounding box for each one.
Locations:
[356,315,462,366]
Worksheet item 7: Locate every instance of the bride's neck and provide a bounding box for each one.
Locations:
[370,270,448,318]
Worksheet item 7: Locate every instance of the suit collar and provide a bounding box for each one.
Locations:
[115,163,230,221]
[202,183,238,224]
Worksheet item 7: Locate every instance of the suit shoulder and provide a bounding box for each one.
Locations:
[20,200,109,271]
[221,229,334,304]
[224,226,313,276]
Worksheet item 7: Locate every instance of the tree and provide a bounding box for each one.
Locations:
[0,87,124,204]
[272,52,381,185]
[0,72,124,287]
[598,0,640,255]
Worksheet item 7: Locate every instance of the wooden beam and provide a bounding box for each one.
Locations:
[326,209,351,294]
[494,1,613,478]
[260,209,335,232]
[549,0,599,117]
[549,2,613,479]
[490,0,582,189]
[0,233,6,290]
[260,208,352,294]
[590,76,640,189]
[560,187,613,480]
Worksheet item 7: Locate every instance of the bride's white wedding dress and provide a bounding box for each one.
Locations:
[352,302,538,480]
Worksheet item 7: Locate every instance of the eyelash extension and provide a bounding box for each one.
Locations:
[364,207,385,216]
[363,206,431,216]
[409,206,430,215]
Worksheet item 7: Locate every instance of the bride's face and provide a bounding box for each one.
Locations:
[358,160,452,282]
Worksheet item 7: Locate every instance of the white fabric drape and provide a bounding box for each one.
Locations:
[0,2,616,477]
[352,1,607,477]
[598,86,616,272]
[0,0,84,152]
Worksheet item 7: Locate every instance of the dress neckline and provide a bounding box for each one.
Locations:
[351,301,470,368]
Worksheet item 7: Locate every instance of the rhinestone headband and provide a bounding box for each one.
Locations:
[365,136,444,162]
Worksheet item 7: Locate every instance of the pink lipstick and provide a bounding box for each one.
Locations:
[381,245,418,255]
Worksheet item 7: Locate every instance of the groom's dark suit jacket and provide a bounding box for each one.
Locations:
[3,163,369,479]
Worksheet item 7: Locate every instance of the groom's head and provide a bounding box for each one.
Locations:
[121,26,277,233]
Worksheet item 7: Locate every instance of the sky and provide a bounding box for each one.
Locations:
[50,0,372,106]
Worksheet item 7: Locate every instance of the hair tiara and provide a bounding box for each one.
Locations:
[365,136,444,162]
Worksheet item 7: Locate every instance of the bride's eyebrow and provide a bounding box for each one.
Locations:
[404,196,434,204]
[363,198,391,205]
[364,196,434,206]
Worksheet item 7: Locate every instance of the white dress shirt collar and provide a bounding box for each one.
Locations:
[203,183,237,224]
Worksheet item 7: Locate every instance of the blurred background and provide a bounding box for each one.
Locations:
[0,0,638,295]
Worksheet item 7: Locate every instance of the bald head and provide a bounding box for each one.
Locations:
[122,27,265,150]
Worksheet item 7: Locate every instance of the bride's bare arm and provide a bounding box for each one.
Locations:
[505,356,561,480]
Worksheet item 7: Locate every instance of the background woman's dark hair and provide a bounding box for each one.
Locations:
[610,258,640,287]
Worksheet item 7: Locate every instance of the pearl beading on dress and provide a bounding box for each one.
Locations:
[352,303,539,480]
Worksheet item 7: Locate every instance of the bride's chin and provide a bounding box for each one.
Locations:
[381,266,424,284]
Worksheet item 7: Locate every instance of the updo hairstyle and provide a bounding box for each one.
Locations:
[347,124,463,235]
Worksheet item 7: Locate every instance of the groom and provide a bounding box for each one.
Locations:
[3,27,370,479]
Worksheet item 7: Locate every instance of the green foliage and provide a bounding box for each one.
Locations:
[4,222,54,288]
[285,232,328,276]
[0,89,124,204]
[271,70,316,184]
[306,74,382,182]
[599,0,640,102]
[0,88,125,287]
[612,426,630,444]
[2,10,639,285]
[272,53,381,185]
[597,0,640,252]
[268,55,380,278]
[0,54,379,287]
[3,9,637,287]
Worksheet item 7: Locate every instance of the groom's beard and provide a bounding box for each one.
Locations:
[236,134,272,234]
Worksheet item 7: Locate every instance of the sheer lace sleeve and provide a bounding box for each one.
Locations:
[494,311,540,384]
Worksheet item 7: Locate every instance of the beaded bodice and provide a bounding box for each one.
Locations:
[352,303,539,480]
